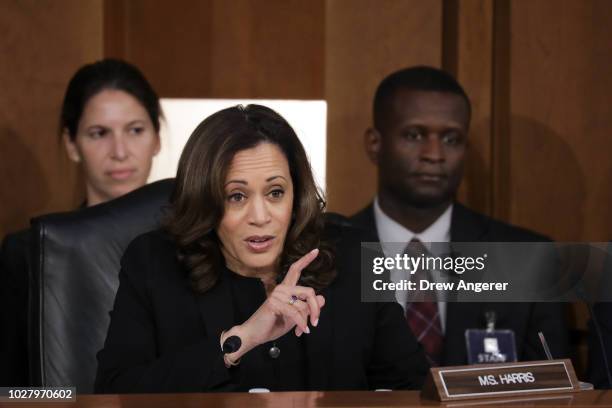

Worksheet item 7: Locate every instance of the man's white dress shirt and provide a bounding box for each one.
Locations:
[373,197,453,332]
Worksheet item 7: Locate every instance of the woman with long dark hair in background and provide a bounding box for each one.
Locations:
[0,59,163,386]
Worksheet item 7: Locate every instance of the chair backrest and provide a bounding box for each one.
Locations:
[28,179,175,393]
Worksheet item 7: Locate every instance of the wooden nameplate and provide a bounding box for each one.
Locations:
[421,359,581,401]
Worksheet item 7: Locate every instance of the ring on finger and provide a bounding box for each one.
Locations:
[289,295,299,305]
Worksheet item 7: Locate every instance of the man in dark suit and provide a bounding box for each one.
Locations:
[350,66,569,366]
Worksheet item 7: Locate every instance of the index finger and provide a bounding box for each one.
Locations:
[283,248,319,286]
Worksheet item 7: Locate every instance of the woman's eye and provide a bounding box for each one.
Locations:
[269,189,284,199]
[129,127,145,135]
[228,192,246,203]
[88,129,107,139]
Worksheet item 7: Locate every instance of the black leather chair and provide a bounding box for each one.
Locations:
[28,179,175,393]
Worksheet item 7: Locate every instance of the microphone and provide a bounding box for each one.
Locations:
[539,330,596,390]
[538,331,553,360]
[222,335,242,354]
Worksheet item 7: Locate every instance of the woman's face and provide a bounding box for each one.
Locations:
[63,89,160,206]
[217,142,294,278]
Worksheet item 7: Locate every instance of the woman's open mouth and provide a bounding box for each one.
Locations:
[244,235,275,253]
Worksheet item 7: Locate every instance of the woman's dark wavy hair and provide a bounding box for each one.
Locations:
[165,104,336,294]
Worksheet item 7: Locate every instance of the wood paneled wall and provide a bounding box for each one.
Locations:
[436,2,612,362]
[325,0,443,215]
[1,0,610,244]
[445,0,494,217]
[503,0,612,242]
[327,0,612,245]
[0,0,325,239]
[0,0,102,238]
[104,0,325,99]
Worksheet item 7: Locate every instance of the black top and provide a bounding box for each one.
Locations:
[0,229,29,386]
[225,268,306,391]
[95,221,429,393]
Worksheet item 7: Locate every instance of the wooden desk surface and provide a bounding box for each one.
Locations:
[1,390,612,407]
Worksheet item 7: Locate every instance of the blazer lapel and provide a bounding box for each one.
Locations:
[195,271,235,341]
[303,284,333,390]
[350,204,380,241]
[450,203,489,242]
[351,205,396,301]
[445,203,492,365]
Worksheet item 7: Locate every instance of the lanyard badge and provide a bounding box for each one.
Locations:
[465,310,517,364]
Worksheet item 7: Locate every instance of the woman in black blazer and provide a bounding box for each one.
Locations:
[95,104,429,393]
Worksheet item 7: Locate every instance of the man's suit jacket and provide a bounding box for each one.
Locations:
[589,302,612,388]
[588,243,612,388]
[350,202,569,366]
[95,221,429,393]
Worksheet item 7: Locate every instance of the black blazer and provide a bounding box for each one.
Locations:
[0,229,30,386]
[95,222,429,393]
[350,202,569,366]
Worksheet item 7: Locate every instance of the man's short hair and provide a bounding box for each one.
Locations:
[373,66,471,131]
